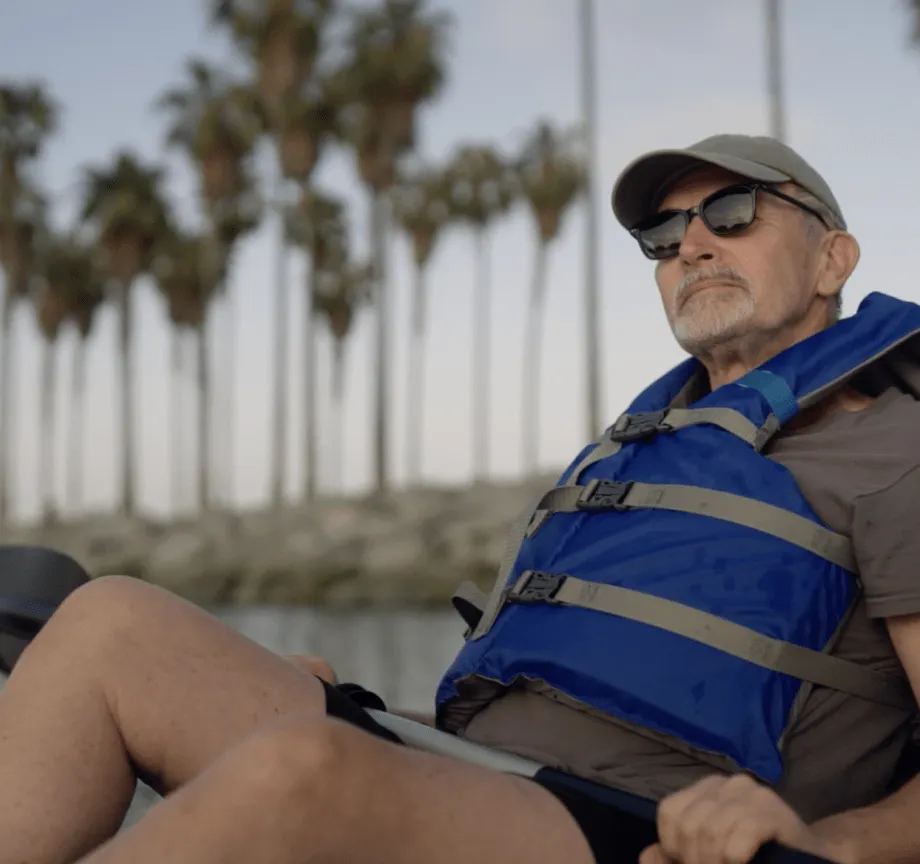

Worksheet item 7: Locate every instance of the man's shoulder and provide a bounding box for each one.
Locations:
[765,388,920,534]
[777,388,920,463]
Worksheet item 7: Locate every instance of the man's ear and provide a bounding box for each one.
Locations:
[815,231,860,302]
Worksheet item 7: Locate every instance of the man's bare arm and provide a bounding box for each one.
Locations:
[809,774,920,864]
[807,611,920,864]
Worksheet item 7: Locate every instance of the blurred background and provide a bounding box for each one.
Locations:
[3,0,920,826]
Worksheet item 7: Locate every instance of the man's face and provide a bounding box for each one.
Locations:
[653,166,827,358]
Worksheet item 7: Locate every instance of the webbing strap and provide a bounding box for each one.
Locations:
[450,581,488,631]
[467,493,547,640]
[736,370,799,423]
[517,432,626,542]
[663,407,776,450]
[566,436,621,487]
[535,480,857,572]
[504,572,913,711]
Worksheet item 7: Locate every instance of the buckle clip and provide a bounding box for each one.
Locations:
[577,479,634,512]
[510,571,566,604]
[609,410,669,443]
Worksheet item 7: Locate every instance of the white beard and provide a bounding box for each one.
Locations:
[670,285,757,356]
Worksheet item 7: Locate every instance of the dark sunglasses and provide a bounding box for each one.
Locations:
[630,182,834,261]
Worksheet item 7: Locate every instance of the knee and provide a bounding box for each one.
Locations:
[235,716,381,814]
[43,575,171,649]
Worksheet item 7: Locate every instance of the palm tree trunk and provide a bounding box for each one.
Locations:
[116,279,136,516]
[765,0,786,141]
[472,226,491,482]
[330,338,345,495]
[580,0,603,442]
[197,322,211,512]
[169,327,183,517]
[303,259,318,502]
[405,262,427,487]
[220,278,235,509]
[67,334,87,514]
[181,333,195,511]
[370,190,391,495]
[0,289,15,523]
[270,180,290,510]
[523,239,549,476]
[39,337,55,524]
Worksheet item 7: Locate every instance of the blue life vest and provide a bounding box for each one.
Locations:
[436,291,920,785]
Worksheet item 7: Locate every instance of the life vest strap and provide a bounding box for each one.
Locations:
[559,407,779,497]
[503,570,914,712]
[463,492,549,641]
[664,407,780,449]
[531,480,857,572]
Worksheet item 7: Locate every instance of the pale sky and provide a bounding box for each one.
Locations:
[3,0,920,522]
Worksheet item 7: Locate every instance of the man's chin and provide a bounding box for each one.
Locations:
[672,322,753,356]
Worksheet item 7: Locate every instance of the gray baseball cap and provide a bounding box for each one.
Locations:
[611,134,846,231]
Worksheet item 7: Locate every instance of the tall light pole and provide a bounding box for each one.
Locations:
[766,0,786,141]
[580,0,603,439]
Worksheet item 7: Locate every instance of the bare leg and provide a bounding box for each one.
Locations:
[77,716,598,864]
[0,576,328,864]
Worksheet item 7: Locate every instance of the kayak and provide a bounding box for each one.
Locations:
[0,544,833,863]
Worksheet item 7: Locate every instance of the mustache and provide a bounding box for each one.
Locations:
[674,265,751,306]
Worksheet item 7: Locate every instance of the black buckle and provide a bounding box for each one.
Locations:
[609,410,669,443]
[577,479,634,512]
[510,571,566,603]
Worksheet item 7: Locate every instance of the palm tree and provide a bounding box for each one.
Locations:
[765,0,785,142]
[159,58,264,508]
[212,0,333,127]
[155,231,222,513]
[64,242,106,514]
[335,0,452,495]
[275,80,340,504]
[0,81,57,523]
[285,186,346,502]
[517,122,586,475]
[390,164,450,486]
[155,240,196,515]
[313,258,373,493]
[79,151,173,517]
[159,59,263,208]
[445,144,517,482]
[33,247,72,525]
[213,0,335,510]
[579,0,603,442]
[909,0,920,38]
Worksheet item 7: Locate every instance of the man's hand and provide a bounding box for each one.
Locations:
[283,653,338,684]
[637,775,857,864]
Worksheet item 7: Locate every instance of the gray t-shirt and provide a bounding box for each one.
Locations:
[460,386,920,821]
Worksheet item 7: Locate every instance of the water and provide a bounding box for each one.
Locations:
[213,605,467,713]
[1,605,468,832]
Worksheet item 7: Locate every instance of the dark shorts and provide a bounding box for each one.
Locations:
[321,679,643,863]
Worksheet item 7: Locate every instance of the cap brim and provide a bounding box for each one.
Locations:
[611,149,792,229]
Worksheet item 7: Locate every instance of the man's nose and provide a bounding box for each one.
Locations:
[678,214,718,265]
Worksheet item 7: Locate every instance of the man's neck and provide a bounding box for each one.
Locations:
[699,338,787,391]
[699,315,829,391]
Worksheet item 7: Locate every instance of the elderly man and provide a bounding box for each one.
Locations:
[3,134,920,864]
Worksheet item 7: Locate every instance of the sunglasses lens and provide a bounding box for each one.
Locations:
[633,211,687,260]
[632,185,759,259]
[701,187,757,234]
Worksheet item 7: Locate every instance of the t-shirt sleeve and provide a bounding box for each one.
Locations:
[853,463,920,618]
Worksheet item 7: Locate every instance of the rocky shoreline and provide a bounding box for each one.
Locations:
[0,476,558,607]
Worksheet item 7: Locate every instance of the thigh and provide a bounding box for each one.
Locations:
[342,722,605,864]
[7,576,330,794]
[76,716,606,864]
[321,686,633,863]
